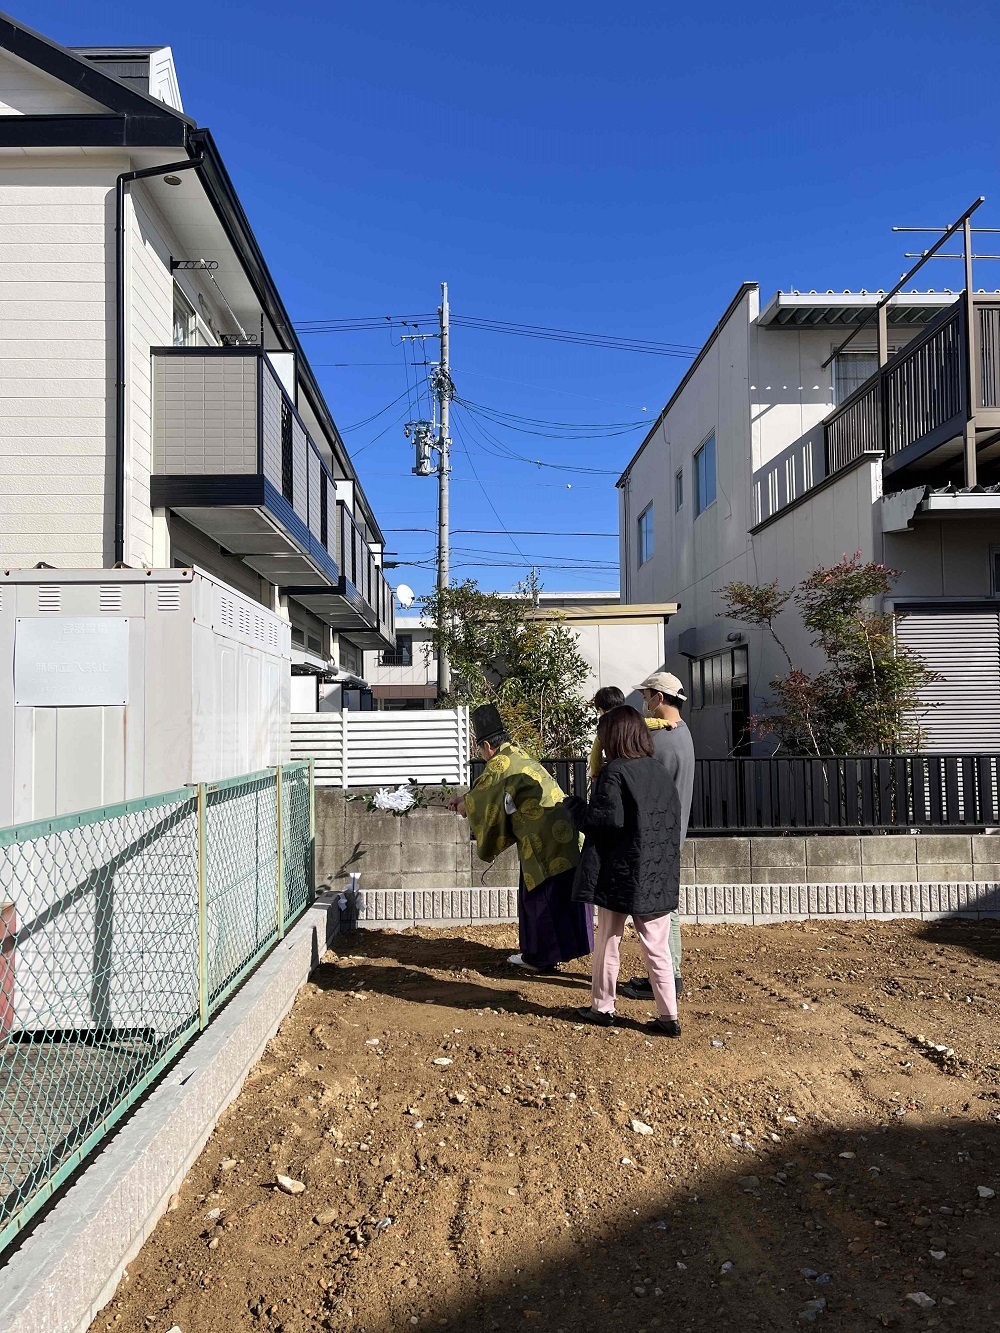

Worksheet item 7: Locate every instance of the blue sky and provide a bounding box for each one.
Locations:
[23,0,1000,594]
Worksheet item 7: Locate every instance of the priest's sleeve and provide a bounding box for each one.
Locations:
[464,760,515,865]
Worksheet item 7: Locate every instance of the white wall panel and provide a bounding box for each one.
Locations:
[0,158,115,567]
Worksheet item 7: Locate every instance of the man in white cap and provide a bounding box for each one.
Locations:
[618,671,695,1002]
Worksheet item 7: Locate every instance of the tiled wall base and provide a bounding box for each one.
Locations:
[354,882,1000,930]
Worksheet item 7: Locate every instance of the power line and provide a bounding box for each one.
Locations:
[451,413,529,565]
[457,396,647,438]
[341,384,417,433]
[454,403,621,475]
[348,403,415,459]
[458,366,650,411]
[385,527,618,537]
[294,311,698,357]
[295,313,437,332]
[450,314,698,358]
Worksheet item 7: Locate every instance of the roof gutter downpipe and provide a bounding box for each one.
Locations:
[114,154,203,565]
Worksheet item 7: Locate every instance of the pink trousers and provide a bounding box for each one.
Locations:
[591,907,677,1019]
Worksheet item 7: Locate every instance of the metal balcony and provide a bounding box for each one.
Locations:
[150,348,394,646]
[285,502,395,650]
[824,295,1000,483]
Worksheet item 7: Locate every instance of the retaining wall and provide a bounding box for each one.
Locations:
[315,790,1000,927]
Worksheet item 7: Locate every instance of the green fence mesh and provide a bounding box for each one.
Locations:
[0,762,312,1251]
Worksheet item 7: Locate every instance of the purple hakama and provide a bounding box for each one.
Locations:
[518,867,594,968]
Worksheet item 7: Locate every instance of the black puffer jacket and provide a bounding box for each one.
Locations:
[568,756,680,916]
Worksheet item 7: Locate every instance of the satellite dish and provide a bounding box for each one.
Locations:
[396,583,415,608]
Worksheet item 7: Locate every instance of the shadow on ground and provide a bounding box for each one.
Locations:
[399,1117,1000,1332]
[920,916,1000,965]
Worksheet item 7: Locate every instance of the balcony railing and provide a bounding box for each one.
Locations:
[823,295,1000,480]
[331,501,395,646]
[151,348,393,647]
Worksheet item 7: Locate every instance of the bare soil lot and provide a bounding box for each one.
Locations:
[92,919,1000,1333]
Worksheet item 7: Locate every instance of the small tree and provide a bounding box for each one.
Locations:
[421,574,592,757]
[719,555,937,755]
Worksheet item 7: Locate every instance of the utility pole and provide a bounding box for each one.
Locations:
[436,283,452,697]
[404,283,453,699]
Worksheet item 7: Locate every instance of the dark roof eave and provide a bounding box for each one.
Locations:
[188,128,385,545]
[616,281,758,488]
[0,10,195,125]
[0,111,186,148]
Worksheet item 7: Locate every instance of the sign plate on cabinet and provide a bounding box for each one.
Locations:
[14,618,129,707]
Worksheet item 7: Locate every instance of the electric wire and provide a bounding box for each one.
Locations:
[457,397,645,441]
[385,527,618,537]
[341,384,416,433]
[349,402,417,460]
[295,311,698,358]
[454,403,620,476]
[449,314,698,357]
[450,413,529,564]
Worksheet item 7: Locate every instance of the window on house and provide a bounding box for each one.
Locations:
[690,645,748,709]
[172,287,198,347]
[380,633,413,667]
[992,547,1000,597]
[694,434,716,516]
[833,351,879,405]
[675,468,683,511]
[637,503,654,567]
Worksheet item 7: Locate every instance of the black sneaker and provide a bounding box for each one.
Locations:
[646,1017,682,1038]
[574,1005,615,1027]
[620,975,683,1000]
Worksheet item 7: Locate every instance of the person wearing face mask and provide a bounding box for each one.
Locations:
[616,672,694,1003]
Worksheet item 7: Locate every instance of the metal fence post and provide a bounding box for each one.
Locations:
[308,756,316,902]
[196,782,209,1029]
[276,765,285,940]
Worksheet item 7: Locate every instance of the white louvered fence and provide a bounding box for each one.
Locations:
[289,709,471,787]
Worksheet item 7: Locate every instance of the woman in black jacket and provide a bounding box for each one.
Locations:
[569,705,681,1037]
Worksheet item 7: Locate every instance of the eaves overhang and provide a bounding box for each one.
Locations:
[0,10,194,124]
[757,290,964,328]
[0,111,187,148]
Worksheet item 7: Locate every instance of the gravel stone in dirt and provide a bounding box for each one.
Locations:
[90,918,1000,1332]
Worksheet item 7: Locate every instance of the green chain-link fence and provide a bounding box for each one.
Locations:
[0,761,314,1251]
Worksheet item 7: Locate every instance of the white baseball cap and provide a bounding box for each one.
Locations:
[634,671,687,702]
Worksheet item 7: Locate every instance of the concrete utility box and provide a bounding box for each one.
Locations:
[0,568,291,825]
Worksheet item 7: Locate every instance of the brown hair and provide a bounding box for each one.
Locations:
[597,705,654,761]
[592,685,625,712]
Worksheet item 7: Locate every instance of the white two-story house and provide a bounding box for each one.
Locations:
[619,279,1000,757]
[0,16,395,817]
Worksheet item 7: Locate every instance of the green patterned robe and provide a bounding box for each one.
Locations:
[464,742,580,891]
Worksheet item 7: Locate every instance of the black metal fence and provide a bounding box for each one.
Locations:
[471,753,1000,833]
[469,757,589,800]
[694,753,1000,832]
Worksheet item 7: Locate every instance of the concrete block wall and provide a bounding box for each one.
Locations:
[316,789,520,896]
[314,790,1000,928]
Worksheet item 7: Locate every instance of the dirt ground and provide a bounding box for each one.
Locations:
[91,918,1000,1333]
